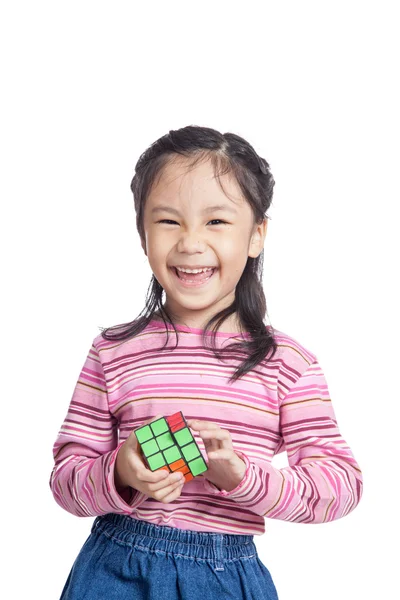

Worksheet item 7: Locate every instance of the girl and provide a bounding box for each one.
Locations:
[50,125,363,600]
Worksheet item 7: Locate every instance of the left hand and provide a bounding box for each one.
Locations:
[186,419,246,492]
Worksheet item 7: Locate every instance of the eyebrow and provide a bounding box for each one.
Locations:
[151,204,237,216]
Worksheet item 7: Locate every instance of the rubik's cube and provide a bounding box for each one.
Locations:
[134,412,207,482]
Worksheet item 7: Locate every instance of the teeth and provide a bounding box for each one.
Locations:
[176,267,214,274]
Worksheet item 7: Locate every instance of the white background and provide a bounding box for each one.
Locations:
[1,1,398,598]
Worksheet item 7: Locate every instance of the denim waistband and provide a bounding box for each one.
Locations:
[92,514,257,571]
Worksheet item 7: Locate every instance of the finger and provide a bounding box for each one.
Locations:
[147,471,184,492]
[151,478,185,502]
[188,420,233,453]
[187,420,228,440]
[206,448,238,462]
[188,421,232,444]
[200,433,220,453]
[187,419,219,431]
[197,428,231,441]
[133,463,171,484]
[197,428,233,451]
[157,482,185,504]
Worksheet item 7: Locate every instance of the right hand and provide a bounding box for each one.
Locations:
[115,414,185,504]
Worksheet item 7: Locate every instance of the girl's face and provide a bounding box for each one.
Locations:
[141,157,267,329]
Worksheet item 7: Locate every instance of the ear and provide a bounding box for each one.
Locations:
[141,237,147,256]
[248,217,268,258]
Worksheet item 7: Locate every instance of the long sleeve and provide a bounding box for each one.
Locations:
[49,341,147,517]
[204,359,363,523]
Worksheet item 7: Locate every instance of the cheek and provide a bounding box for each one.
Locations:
[220,237,248,261]
[146,231,169,255]
[222,241,250,275]
[145,243,164,271]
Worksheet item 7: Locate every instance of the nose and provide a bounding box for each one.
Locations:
[176,228,207,253]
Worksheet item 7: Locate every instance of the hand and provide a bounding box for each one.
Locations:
[115,415,185,504]
[186,419,246,492]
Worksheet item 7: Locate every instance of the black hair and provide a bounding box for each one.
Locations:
[100,125,278,383]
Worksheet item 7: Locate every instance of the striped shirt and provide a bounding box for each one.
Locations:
[49,319,363,536]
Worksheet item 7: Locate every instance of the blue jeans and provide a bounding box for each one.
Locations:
[59,513,279,599]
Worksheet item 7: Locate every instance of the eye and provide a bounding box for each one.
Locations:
[156,219,228,226]
[208,219,227,225]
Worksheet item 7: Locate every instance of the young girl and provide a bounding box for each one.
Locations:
[50,125,363,600]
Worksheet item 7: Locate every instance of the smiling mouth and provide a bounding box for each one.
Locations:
[170,267,217,286]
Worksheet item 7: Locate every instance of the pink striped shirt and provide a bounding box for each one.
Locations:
[49,319,363,535]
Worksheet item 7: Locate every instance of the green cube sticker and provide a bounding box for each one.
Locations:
[157,432,174,450]
[135,425,153,444]
[189,456,207,476]
[181,443,200,462]
[163,445,181,464]
[147,452,166,470]
[135,414,207,477]
[151,418,169,436]
[174,427,193,446]
[141,438,159,456]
